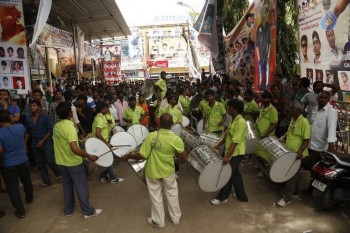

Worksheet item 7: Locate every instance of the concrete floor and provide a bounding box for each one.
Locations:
[0,159,349,233]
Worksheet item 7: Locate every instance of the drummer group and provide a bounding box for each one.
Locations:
[0,74,338,225]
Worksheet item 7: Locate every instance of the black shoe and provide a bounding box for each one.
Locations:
[26,196,34,204]
[14,211,25,219]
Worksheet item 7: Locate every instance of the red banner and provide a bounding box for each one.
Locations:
[147,60,168,68]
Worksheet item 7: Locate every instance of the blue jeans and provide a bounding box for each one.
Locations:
[32,144,61,185]
[1,161,33,215]
[258,61,269,87]
[59,164,95,215]
[217,155,248,202]
[99,165,117,180]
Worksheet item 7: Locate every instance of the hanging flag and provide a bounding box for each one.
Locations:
[29,0,52,47]
[76,26,85,74]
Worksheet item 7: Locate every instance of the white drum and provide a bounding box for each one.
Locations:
[196,119,204,135]
[179,128,200,152]
[127,124,149,146]
[258,136,301,183]
[85,138,113,167]
[110,132,137,157]
[182,116,190,127]
[112,126,125,134]
[171,124,182,136]
[224,114,232,128]
[246,121,261,154]
[187,145,232,192]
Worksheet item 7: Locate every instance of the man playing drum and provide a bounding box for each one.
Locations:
[159,93,183,124]
[276,101,310,207]
[123,96,146,127]
[211,99,249,204]
[242,90,260,122]
[178,87,190,117]
[255,91,278,177]
[122,113,187,228]
[203,89,227,135]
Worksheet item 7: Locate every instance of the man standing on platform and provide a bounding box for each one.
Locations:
[154,71,167,98]
[123,113,187,228]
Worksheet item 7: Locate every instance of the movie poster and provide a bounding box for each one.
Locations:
[0,0,30,94]
[298,0,350,101]
[101,43,121,83]
[120,27,144,71]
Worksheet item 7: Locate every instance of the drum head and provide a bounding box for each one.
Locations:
[85,138,113,167]
[224,114,232,127]
[110,132,137,157]
[127,124,149,146]
[269,152,301,183]
[112,126,125,134]
[197,119,204,135]
[171,124,182,135]
[198,162,231,192]
[182,116,190,127]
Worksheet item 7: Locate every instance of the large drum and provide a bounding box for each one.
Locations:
[110,132,138,157]
[182,116,190,127]
[85,138,113,167]
[187,145,232,192]
[127,124,149,146]
[246,121,261,154]
[179,128,200,152]
[112,126,125,134]
[258,136,301,183]
[127,148,146,184]
[199,133,219,147]
[171,124,182,136]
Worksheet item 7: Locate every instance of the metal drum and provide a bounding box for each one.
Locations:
[110,132,137,157]
[85,138,113,167]
[246,121,261,154]
[258,136,301,183]
[196,119,204,135]
[112,126,125,134]
[171,124,182,136]
[187,145,232,192]
[199,133,220,147]
[127,124,149,146]
[179,128,200,152]
[127,148,146,184]
[182,116,190,127]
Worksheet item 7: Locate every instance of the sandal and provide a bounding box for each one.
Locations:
[37,184,49,190]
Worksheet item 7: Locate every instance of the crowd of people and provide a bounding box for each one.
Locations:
[0,71,341,227]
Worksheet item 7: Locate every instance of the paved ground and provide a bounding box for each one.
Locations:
[0,158,349,233]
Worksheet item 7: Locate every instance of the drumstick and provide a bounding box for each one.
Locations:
[98,150,112,158]
[216,165,224,187]
[111,145,132,148]
[285,156,298,177]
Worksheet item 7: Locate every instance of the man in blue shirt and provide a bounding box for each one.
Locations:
[25,100,61,189]
[0,89,20,123]
[0,109,33,219]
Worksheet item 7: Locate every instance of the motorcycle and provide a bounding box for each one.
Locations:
[311,151,350,210]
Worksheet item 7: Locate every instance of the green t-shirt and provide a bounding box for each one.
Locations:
[243,100,260,122]
[53,119,82,166]
[286,115,310,157]
[140,129,185,178]
[179,95,190,116]
[155,79,167,98]
[199,99,208,117]
[203,101,226,132]
[123,106,145,125]
[257,103,278,136]
[225,115,247,157]
[159,105,183,124]
[92,113,110,141]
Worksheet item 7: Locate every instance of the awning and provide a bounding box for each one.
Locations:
[47,0,131,39]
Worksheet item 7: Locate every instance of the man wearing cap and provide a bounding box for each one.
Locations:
[155,71,167,98]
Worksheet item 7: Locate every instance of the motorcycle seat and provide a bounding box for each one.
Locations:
[336,153,350,167]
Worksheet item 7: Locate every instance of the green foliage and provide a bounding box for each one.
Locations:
[222,0,299,79]
[222,0,249,33]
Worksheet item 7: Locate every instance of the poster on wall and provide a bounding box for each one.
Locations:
[298,0,350,101]
[0,0,30,94]
[121,27,144,70]
[101,61,121,84]
[225,3,256,86]
[37,24,73,48]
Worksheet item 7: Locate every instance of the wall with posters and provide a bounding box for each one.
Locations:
[0,0,30,94]
[298,0,350,101]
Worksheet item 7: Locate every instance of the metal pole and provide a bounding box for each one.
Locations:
[92,59,95,85]
[45,47,52,91]
[72,24,79,84]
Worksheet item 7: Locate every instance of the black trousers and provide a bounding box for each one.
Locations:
[302,149,323,171]
[217,155,248,202]
[1,161,33,215]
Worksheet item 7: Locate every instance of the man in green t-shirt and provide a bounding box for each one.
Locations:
[154,71,167,98]
[178,87,190,117]
[277,100,310,207]
[53,102,102,218]
[123,96,145,126]
[203,89,226,134]
[212,99,249,205]
[242,90,260,122]
[123,113,187,228]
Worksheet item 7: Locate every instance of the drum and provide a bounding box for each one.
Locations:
[187,145,232,192]
[127,124,149,146]
[196,119,204,135]
[112,126,125,134]
[110,132,137,157]
[179,128,200,152]
[171,124,182,136]
[127,149,146,184]
[182,116,190,127]
[85,138,113,167]
[199,133,219,147]
[258,136,301,183]
[246,121,261,154]
[224,114,232,128]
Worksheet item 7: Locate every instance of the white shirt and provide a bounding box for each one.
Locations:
[309,103,337,151]
[109,104,118,121]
